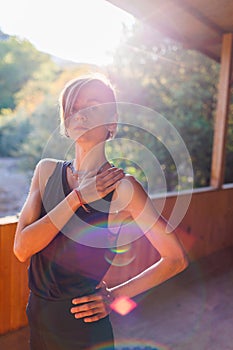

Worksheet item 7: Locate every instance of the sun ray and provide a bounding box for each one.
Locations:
[0,0,135,65]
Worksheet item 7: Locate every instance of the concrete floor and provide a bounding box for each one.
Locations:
[1,246,233,350]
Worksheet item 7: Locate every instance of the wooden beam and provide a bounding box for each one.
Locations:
[184,36,222,48]
[173,0,225,36]
[210,33,233,188]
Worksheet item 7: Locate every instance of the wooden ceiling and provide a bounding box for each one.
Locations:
[107,0,233,62]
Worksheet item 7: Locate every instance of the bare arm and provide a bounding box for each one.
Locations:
[109,176,188,298]
[71,176,188,322]
[13,159,81,262]
[14,160,124,262]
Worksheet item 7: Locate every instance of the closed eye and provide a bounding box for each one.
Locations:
[84,105,102,116]
[87,105,100,112]
[69,104,103,118]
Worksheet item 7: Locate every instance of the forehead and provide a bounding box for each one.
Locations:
[74,80,114,106]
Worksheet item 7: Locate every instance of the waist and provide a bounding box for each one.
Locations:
[27,291,111,333]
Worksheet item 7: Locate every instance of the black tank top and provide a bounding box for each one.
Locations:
[28,161,117,300]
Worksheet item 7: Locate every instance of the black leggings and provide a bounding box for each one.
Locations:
[26,292,114,350]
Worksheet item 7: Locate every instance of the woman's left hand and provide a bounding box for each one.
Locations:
[70,281,113,322]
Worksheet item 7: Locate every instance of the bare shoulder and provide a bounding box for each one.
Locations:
[37,158,59,175]
[117,174,146,195]
[34,158,61,193]
[115,174,148,212]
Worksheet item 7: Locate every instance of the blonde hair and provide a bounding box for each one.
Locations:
[59,73,117,137]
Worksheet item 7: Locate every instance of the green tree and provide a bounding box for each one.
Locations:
[0,35,56,111]
[108,22,223,189]
[0,31,61,159]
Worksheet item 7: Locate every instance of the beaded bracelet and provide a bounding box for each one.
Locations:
[74,189,90,213]
[97,281,115,312]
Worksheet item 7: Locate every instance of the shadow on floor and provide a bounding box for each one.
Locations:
[1,246,233,350]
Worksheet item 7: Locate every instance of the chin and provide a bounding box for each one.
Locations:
[69,128,108,144]
[69,129,89,140]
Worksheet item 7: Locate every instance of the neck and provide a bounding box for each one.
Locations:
[73,141,108,173]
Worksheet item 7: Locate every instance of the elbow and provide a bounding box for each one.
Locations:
[181,255,189,272]
[162,251,189,279]
[13,243,29,263]
[174,253,189,274]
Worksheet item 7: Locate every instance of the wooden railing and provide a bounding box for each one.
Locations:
[105,185,233,286]
[0,217,29,334]
[1,186,233,334]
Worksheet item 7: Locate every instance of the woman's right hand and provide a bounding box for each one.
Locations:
[77,167,124,204]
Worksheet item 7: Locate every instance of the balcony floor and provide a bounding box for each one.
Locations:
[1,246,233,350]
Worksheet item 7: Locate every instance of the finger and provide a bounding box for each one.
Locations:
[70,301,103,314]
[84,312,107,323]
[96,171,124,191]
[100,172,125,189]
[73,307,103,319]
[103,167,124,176]
[84,167,122,180]
[101,180,122,195]
[99,167,124,178]
[99,169,124,183]
[84,315,100,322]
[72,294,102,305]
[96,183,119,198]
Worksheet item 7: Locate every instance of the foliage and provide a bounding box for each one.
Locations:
[107,21,227,189]
[0,32,60,163]
[0,25,232,191]
[0,35,57,111]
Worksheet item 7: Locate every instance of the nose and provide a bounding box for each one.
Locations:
[75,110,87,121]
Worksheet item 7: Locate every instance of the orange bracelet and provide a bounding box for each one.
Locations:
[74,189,90,213]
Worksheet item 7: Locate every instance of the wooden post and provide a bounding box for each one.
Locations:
[210,33,233,188]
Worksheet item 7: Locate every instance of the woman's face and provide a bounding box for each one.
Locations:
[65,81,116,143]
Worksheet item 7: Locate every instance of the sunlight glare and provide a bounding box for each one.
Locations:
[0,0,135,65]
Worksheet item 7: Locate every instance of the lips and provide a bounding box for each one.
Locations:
[73,125,89,131]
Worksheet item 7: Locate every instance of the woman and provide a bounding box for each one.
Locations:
[14,74,188,350]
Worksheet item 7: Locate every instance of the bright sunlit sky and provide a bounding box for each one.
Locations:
[0,0,135,65]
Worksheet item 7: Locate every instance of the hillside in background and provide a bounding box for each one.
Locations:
[0,28,74,67]
[0,29,9,40]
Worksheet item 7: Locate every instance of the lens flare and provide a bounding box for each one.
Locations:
[110,296,137,315]
[104,243,136,267]
[91,339,170,350]
[110,244,131,254]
